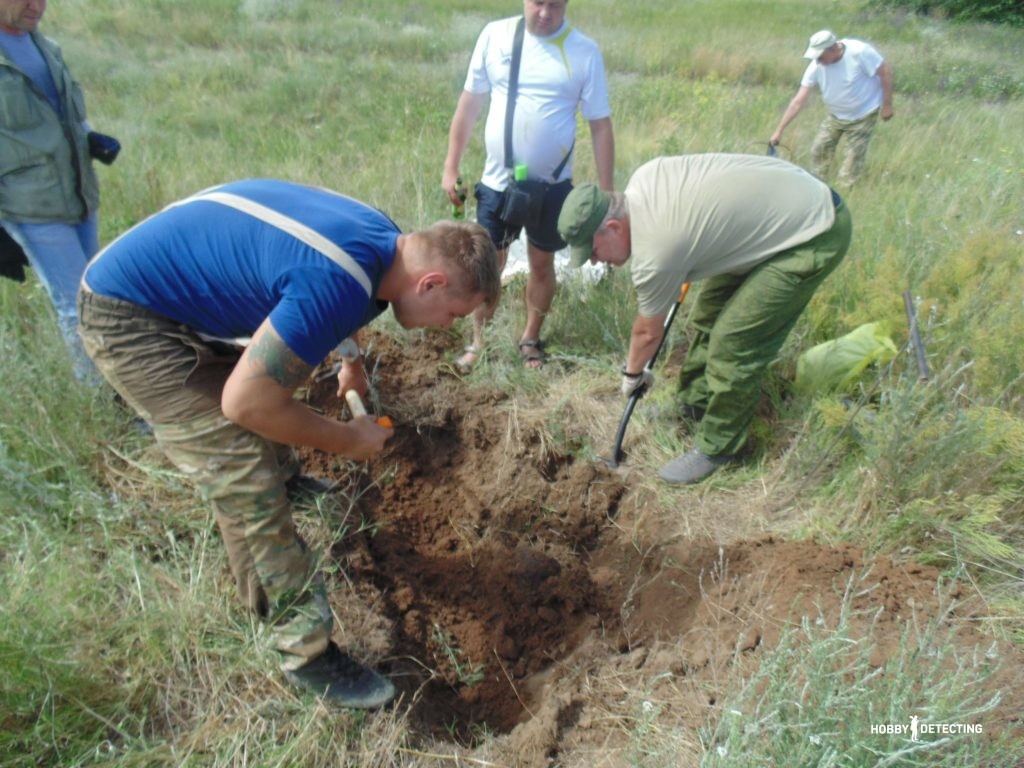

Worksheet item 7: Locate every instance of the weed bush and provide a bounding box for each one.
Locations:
[869,0,1024,26]
[790,363,1024,638]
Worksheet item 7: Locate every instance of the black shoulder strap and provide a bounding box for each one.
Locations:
[551,138,575,181]
[504,17,526,171]
[504,18,575,182]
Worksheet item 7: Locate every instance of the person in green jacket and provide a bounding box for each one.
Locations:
[0,0,119,381]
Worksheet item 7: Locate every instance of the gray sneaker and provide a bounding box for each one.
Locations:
[658,448,733,485]
[285,642,396,709]
[679,403,706,423]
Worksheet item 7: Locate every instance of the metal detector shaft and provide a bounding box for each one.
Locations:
[607,282,691,468]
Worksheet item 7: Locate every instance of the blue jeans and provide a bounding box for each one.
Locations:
[2,216,100,382]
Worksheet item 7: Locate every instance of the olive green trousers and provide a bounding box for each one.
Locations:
[678,203,853,457]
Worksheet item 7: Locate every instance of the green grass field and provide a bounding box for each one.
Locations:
[1,1,1022,765]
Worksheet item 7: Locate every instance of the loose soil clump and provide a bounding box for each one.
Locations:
[298,330,1022,765]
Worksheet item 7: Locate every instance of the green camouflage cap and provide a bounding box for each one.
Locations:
[557,184,611,267]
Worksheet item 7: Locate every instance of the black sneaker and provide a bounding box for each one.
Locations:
[285,474,336,500]
[285,643,396,709]
[679,403,706,423]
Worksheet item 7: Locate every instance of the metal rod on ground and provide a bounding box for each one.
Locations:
[606,282,691,468]
[902,290,930,381]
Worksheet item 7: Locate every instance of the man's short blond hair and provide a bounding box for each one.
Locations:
[418,220,501,309]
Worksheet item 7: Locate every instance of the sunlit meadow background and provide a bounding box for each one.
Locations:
[1,0,1022,765]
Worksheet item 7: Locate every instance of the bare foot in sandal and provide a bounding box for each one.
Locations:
[455,345,479,374]
[518,339,546,369]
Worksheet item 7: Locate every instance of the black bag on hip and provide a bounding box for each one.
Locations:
[498,179,548,230]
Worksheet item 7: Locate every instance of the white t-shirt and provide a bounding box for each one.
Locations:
[626,155,836,318]
[801,38,885,121]
[464,16,611,190]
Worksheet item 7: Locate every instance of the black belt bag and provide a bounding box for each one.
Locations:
[498,179,548,230]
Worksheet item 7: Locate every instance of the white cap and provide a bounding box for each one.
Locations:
[803,29,837,59]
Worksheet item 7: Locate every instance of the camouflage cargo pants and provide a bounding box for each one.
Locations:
[78,289,330,671]
[811,109,879,186]
[678,202,853,457]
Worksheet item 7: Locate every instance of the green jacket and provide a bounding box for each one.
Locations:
[0,31,99,224]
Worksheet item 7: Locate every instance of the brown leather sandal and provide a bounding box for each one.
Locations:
[518,339,546,369]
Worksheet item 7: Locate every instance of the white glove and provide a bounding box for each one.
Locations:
[621,369,655,397]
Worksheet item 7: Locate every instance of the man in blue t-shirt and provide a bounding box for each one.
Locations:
[79,179,499,708]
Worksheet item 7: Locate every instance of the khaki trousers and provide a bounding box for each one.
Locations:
[811,109,879,186]
[77,289,330,670]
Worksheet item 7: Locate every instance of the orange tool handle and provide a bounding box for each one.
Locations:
[344,390,393,429]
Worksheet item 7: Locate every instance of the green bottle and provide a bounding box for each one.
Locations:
[453,177,468,219]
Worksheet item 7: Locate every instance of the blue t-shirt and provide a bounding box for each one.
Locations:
[85,179,400,366]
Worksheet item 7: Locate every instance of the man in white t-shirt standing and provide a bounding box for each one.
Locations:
[558,155,852,484]
[442,0,614,371]
[770,30,893,186]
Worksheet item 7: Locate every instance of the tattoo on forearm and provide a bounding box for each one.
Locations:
[246,333,312,389]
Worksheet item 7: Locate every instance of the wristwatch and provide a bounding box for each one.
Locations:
[337,337,361,362]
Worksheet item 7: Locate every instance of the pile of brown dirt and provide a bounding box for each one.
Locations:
[296,330,1023,766]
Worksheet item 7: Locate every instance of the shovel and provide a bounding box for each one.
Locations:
[604,282,690,469]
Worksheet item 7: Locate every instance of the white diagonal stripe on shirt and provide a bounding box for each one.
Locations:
[171,190,373,298]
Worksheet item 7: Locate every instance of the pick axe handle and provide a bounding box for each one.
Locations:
[345,389,368,417]
[641,282,690,375]
[608,282,691,467]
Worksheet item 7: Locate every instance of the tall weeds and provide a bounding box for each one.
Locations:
[699,575,1012,767]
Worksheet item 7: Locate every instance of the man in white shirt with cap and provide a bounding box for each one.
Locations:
[770,29,893,186]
